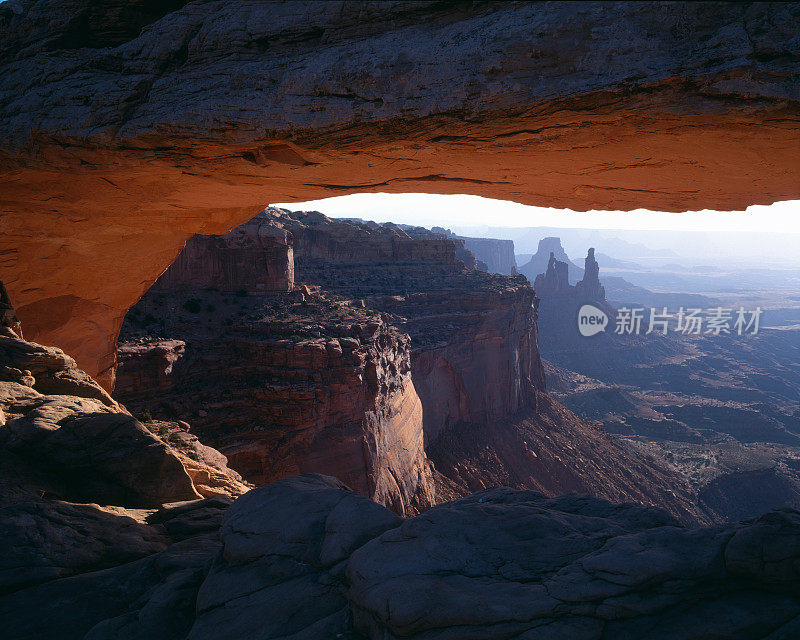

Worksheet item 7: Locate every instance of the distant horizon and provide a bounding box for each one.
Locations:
[273,193,800,235]
[272,193,800,268]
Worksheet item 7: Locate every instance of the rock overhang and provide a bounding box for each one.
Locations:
[1,0,798,386]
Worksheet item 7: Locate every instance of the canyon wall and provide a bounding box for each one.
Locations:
[122,325,431,516]
[242,210,706,522]
[460,237,517,275]
[261,209,546,442]
[114,209,709,522]
[430,227,516,275]
[116,249,434,515]
[150,213,294,294]
[1,2,799,386]
[373,286,544,443]
[273,210,467,268]
[0,286,249,510]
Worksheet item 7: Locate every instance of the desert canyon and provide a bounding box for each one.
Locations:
[2,1,800,639]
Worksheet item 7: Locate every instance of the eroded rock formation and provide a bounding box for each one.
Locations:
[574,247,606,301]
[117,268,434,516]
[0,304,250,507]
[2,1,799,386]
[150,213,294,294]
[123,208,702,523]
[113,208,708,521]
[373,283,544,443]
[431,227,517,274]
[520,237,585,285]
[0,291,250,604]
[258,209,547,442]
[534,252,572,297]
[6,473,800,639]
[532,247,618,352]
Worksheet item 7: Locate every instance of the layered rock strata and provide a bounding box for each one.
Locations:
[371,282,545,443]
[117,284,433,516]
[2,2,799,385]
[6,474,800,639]
[461,237,517,275]
[115,208,709,521]
[149,213,294,294]
[221,209,705,522]
[258,208,547,442]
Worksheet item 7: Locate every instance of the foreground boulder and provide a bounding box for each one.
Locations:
[6,473,800,639]
[0,307,251,621]
[0,300,250,507]
[200,477,800,640]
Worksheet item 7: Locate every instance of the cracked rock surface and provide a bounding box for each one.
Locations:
[7,473,800,639]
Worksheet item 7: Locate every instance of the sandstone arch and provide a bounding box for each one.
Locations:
[1,1,798,387]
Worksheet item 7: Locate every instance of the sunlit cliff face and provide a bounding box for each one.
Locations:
[1,1,798,388]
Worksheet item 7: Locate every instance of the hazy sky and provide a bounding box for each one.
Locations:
[273,194,800,235]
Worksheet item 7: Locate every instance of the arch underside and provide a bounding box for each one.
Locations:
[1,1,798,386]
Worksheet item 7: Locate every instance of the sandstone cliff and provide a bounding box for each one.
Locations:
[113,208,708,522]
[431,227,517,275]
[259,208,547,442]
[0,285,250,507]
[372,283,544,443]
[2,2,798,387]
[461,236,517,275]
[117,280,434,516]
[150,213,294,294]
[232,209,705,522]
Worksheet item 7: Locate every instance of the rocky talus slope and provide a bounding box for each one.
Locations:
[7,473,800,640]
[2,1,798,386]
